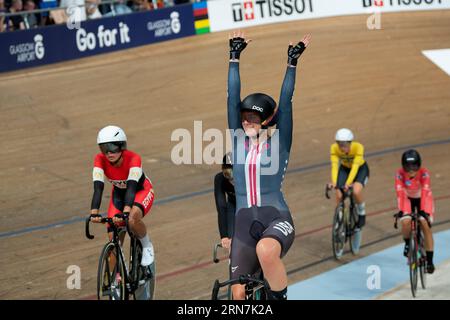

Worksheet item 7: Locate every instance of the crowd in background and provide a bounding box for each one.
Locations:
[0,0,192,32]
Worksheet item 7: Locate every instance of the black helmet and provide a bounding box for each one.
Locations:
[240,93,276,123]
[222,152,232,170]
[402,149,421,172]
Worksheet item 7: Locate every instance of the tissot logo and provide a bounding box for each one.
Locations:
[232,0,314,22]
[232,1,254,21]
[362,0,384,7]
[362,0,443,8]
[244,1,255,20]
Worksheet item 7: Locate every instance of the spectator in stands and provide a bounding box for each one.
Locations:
[132,0,150,11]
[86,0,101,19]
[23,0,38,28]
[60,0,87,22]
[0,0,7,32]
[100,0,132,17]
[7,0,25,31]
[39,0,58,26]
[114,0,133,15]
[149,0,163,9]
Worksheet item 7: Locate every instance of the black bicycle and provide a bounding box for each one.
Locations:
[211,274,270,300]
[212,243,269,300]
[85,213,155,300]
[326,185,362,260]
[394,210,429,298]
[212,243,232,299]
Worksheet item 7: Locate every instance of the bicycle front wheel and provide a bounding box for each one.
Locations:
[418,233,427,290]
[409,236,418,298]
[332,206,345,260]
[97,242,126,300]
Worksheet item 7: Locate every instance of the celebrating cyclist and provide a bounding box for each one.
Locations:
[227,30,311,300]
[89,125,155,267]
[214,152,236,250]
[328,128,369,230]
[395,149,435,274]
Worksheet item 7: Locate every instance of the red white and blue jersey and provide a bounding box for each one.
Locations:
[228,62,295,212]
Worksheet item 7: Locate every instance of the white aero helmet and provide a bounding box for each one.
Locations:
[97,125,127,153]
[335,128,354,142]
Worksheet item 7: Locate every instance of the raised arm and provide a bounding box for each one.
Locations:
[277,34,311,152]
[228,61,242,131]
[277,67,296,152]
[227,31,251,131]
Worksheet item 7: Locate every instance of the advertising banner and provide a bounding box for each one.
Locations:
[207,0,450,32]
[0,3,196,73]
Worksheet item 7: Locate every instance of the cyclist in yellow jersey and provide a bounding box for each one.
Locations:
[328,128,370,229]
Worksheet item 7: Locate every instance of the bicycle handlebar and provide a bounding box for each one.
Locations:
[85,213,130,240]
[211,275,270,300]
[325,185,353,199]
[85,216,95,240]
[393,211,431,230]
[213,243,223,263]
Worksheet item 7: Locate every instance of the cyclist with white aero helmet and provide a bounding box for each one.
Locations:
[328,128,370,229]
[227,30,311,300]
[89,125,155,267]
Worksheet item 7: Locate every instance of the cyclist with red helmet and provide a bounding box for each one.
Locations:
[395,149,435,273]
[89,125,155,267]
[227,30,311,300]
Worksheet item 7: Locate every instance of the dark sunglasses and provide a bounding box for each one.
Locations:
[337,141,351,148]
[242,112,262,124]
[99,142,122,154]
[404,164,420,172]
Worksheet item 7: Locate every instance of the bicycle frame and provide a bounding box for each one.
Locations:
[394,208,429,298]
[85,214,149,298]
[326,185,361,259]
[212,242,268,300]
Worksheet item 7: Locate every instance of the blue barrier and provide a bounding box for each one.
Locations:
[0,4,196,73]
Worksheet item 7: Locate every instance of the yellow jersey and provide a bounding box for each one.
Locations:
[330,141,366,185]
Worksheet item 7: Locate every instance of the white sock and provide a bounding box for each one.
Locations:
[139,234,151,249]
[357,203,366,216]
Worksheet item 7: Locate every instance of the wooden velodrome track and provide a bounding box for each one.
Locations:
[0,10,449,300]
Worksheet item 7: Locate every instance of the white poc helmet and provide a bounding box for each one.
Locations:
[335,128,354,142]
[97,125,127,151]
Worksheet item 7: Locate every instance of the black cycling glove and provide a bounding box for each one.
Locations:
[287,41,307,66]
[229,37,248,60]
